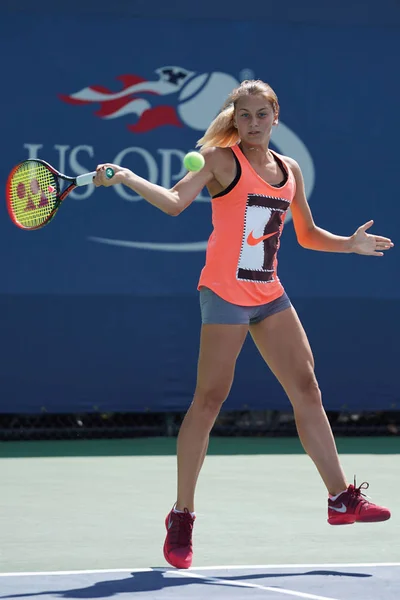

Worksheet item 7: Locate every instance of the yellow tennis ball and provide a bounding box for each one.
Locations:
[183,151,205,172]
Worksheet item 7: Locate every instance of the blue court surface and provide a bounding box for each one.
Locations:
[1,563,399,600]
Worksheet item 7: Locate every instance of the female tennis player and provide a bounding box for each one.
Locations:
[93,80,393,569]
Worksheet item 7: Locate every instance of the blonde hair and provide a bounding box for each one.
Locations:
[197,80,279,150]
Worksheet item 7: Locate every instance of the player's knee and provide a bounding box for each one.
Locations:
[292,370,321,407]
[193,386,229,418]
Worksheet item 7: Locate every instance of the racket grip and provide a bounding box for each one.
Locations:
[76,168,115,187]
[76,171,97,186]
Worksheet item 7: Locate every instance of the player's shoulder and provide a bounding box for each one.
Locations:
[199,146,235,170]
[200,146,233,160]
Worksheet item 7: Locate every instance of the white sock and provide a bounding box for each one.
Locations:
[173,508,196,518]
[329,488,348,501]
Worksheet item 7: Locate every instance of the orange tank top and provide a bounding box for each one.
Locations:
[198,144,296,306]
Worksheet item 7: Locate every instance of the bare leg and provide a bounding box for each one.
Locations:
[176,324,248,512]
[250,306,347,496]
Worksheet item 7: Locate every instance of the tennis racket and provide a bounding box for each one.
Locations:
[5,158,114,230]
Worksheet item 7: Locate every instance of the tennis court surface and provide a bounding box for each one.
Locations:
[1,438,399,599]
[1,564,399,599]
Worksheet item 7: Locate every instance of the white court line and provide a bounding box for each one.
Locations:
[0,562,399,577]
[172,569,340,600]
[190,563,400,571]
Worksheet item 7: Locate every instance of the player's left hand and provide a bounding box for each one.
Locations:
[351,220,394,256]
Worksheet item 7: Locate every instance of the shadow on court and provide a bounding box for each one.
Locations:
[0,569,372,598]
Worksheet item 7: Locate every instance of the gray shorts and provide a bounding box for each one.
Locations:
[199,287,292,325]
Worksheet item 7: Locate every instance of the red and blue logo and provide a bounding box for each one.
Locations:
[60,66,240,133]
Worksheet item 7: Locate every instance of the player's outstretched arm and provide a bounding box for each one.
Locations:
[287,157,394,256]
[93,149,216,216]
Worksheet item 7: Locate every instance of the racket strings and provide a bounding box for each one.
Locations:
[9,162,58,228]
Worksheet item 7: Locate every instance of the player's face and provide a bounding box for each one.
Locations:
[235,95,276,144]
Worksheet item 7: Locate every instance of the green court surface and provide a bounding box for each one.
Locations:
[1,437,399,574]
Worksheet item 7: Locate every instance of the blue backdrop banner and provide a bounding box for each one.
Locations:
[0,7,398,414]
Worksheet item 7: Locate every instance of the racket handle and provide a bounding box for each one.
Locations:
[75,167,115,187]
[76,171,97,186]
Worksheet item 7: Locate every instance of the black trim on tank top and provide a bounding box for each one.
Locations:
[212,150,241,198]
[270,152,288,188]
[211,148,288,198]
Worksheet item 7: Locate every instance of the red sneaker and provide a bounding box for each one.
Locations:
[328,479,391,525]
[163,508,195,569]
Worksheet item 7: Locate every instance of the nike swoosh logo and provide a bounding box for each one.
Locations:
[168,514,174,529]
[330,503,347,513]
[247,231,278,246]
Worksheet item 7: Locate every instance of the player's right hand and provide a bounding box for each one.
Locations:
[93,163,128,187]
